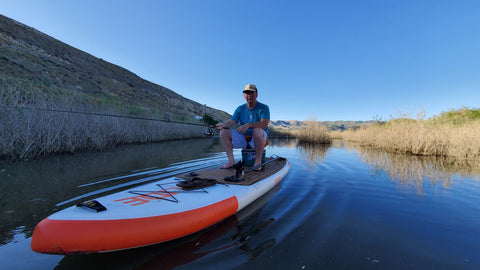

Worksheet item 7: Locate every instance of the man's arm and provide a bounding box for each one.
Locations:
[215,119,236,130]
[237,118,269,134]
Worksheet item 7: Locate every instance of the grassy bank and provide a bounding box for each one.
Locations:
[292,118,332,144]
[0,76,207,160]
[268,126,294,138]
[331,108,480,160]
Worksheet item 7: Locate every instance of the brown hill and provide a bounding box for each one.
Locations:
[270,120,373,131]
[0,14,229,121]
[270,120,305,129]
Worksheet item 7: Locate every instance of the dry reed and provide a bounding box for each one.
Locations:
[334,114,480,161]
[293,119,332,144]
[0,77,206,160]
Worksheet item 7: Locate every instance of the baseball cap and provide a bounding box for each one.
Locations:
[243,84,257,93]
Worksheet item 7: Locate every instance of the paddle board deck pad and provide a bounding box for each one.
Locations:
[31,157,289,254]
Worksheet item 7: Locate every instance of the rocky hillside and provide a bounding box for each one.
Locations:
[0,14,229,121]
[270,120,374,131]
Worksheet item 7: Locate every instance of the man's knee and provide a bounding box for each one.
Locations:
[252,128,267,146]
[220,128,231,139]
[252,128,265,138]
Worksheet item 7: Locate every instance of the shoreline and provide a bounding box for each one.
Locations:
[272,108,480,168]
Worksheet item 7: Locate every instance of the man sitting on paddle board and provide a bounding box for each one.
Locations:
[215,83,270,169]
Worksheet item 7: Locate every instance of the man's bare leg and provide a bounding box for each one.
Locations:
[253,128,266,169]
[220,128,235,169]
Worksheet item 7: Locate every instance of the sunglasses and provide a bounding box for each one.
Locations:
[243,91,255,95]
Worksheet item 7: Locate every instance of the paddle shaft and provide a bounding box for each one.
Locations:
[244,156,283,174]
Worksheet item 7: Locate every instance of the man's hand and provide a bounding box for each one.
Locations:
[237,123,251,134]
[216,119,236,130]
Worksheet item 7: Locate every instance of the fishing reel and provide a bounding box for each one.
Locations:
[204,127,214,136]
[224,161,245,182]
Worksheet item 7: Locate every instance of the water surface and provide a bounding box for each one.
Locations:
[1,138,479,269]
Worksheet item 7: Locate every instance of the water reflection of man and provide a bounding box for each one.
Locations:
[215,84,270,169]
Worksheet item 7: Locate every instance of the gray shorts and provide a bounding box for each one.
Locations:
[231,129,268,148]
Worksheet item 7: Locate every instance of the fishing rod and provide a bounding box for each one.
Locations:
[0,105,214,128]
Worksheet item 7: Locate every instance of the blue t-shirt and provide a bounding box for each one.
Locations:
[231,102,270,136]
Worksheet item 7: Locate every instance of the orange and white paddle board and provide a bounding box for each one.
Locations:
[31,157,289,254]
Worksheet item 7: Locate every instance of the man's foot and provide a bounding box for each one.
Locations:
[252,163,263,171]
[221,161,235,169]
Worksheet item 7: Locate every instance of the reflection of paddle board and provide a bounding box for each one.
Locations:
[31,157,289,254]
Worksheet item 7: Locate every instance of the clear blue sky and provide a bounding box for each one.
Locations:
[1,0,479,121]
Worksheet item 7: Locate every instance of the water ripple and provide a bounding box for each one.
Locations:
[57,155,226,206]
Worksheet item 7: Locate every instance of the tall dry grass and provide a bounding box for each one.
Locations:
[334,111,480,161]
[0,76,205,160]
[293,118,332,144]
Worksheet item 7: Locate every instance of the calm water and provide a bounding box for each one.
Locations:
[1,138,479,269]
